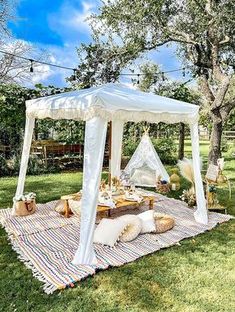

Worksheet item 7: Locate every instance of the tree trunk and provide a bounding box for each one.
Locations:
[208,119,223,165]
[178,122,185,160]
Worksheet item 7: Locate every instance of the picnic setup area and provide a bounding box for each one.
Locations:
[0,1,235,312]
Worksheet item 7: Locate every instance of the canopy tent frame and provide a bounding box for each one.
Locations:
[14,83,208,266]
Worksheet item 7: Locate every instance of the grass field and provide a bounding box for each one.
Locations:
[0,141,234,312]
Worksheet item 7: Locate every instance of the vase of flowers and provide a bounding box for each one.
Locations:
[180,189,196,207]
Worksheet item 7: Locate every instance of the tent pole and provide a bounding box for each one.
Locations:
[108,121,112,187]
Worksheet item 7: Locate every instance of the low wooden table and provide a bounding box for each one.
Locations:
[97,195,155,217]
[60,193,155,218]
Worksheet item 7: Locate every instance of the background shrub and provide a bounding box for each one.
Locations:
[122,137,177,164]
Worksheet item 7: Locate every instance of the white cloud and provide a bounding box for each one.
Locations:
[48,0,99,45]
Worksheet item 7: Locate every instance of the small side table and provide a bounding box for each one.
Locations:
[60,194,76,218]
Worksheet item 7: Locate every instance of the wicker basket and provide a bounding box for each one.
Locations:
[14,199,36,216]
[154,213,175,233]
[156,182,171,194]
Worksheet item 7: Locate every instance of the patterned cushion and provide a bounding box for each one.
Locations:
[138,210,156,233]
[118,214,142,242]
[94,218,128,247]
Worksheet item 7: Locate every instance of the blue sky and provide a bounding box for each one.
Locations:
[8,0,183,87]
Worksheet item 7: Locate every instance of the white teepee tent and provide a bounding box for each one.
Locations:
[124,133,169,187]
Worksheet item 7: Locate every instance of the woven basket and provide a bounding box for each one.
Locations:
[154,213,175,233]
[156,183,171,194]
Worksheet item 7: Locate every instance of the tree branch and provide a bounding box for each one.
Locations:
[199,74,215,103]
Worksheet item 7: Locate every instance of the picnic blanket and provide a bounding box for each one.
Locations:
[0,192,232,294]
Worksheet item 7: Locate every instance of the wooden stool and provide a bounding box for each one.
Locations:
[60,195,76,218]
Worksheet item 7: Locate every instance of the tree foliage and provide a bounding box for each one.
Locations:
[91,0,235,163]
[67,42,138,88]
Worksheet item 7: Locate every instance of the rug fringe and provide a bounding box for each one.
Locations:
[0,220,58,294]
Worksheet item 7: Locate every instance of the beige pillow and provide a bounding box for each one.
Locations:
[118,214,142,242]
[154,213,175,233]
[138,210,156,234]
[69,199,81,216]
[94,218,128,247]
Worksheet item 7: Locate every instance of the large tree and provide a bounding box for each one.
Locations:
[91,0,235,164]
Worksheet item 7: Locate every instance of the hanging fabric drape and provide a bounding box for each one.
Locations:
[190,122,208,224]
[72,117,107,265]
[111,119,124,179]
[13,117,35,214]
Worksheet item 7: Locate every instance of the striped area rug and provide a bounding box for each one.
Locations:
[0,191,232,294]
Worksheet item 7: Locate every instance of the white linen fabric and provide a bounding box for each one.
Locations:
[13,117,35,215]
[93,218,128,247]
[26,83,199,125]
[111,119,124,178]
[14,83,208,266]
[124,133,169,186]
[190,123,208,224]
[138,210,156,234]
[72,117,107,265]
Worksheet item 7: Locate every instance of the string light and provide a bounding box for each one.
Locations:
[0,49,189,81]
[29,59,34,73]
[73,69,76,81]
[137,73,140,84]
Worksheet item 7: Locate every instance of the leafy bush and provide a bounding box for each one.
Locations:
[122,137,177,164]
[221,138,229,153]
[0,153,61,177]
[0,154,8,176]
[152,138,177,164]
[122,139,139,157]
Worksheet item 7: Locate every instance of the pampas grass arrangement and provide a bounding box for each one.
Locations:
[177,158,195,186]
[178,158,198,206]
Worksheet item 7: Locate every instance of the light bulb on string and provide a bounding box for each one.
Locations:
[137,74,140,84]
[73,69,76,81]
[161,72,165,81]
[182,67,186,77]
[29,59,34,73]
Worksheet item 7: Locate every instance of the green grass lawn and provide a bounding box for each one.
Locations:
[0,141,234,312]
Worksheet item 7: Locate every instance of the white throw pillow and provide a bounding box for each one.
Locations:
[94,218,128,247]
[118,214,142,242]
[138,210,156,234]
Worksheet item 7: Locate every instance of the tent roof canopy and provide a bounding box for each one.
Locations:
[26,83,199,124]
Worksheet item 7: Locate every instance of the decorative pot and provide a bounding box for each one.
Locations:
[170,169,181,190]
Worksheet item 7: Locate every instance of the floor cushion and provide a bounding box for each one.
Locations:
[154,213,175,233]
[94,218,128,247]
[69,199,81,216]
[118,214,142,242]
[138,210,156,233]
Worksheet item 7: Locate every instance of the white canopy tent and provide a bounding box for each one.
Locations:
[14,83,208,265]
[124,133,170,187]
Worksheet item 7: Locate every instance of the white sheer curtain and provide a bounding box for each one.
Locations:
[72,117,107,265]
[13,117,35,214]
[190,122,208,224]
[111,119,124,179]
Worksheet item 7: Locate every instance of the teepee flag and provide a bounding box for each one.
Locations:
[124,133,169,187]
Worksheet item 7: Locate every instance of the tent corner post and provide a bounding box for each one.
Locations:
[190,122,208,225]
[13,116,35,214]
